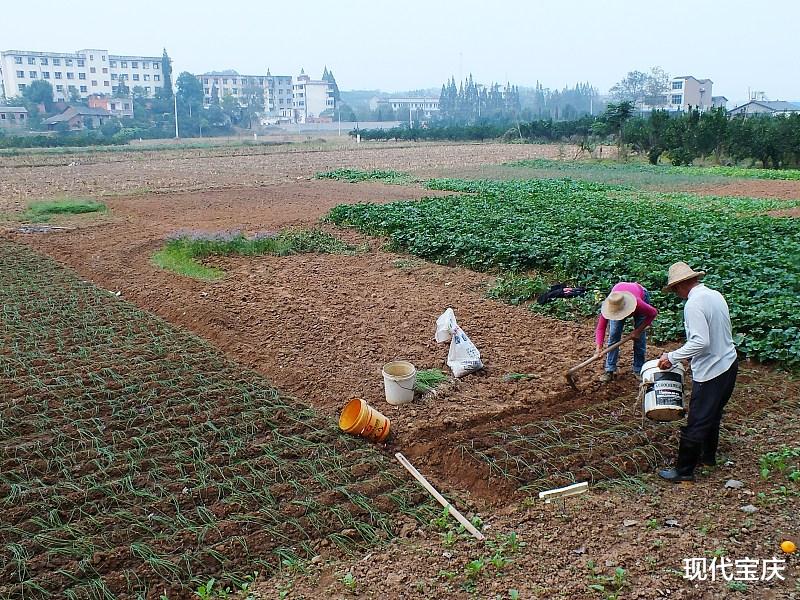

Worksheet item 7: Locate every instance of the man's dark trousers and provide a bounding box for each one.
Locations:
[682,360,739,464]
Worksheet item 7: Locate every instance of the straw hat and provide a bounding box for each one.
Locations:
[663,262,705,292]
[601,291,637,321]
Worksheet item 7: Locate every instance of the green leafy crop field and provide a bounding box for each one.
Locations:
[505,158,800,181]
[0,241,430,599]
[328,178,800,368]
[314,169,413,184]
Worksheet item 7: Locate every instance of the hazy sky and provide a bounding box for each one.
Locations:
[5,0,798,105]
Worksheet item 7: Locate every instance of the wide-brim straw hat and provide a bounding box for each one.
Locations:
[663,261,705,293]
[601,291,637,321]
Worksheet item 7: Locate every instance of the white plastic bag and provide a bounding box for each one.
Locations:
[435,308,483,377]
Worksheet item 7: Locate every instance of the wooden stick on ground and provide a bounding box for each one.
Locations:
[395,452,485,541]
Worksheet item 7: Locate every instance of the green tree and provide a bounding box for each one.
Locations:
[643,66,670,107]
[696,107,728,163]
[603,101,634,149]
[610,71,649,107]
[623,109,671,163]
[240,83,265,129]
[322,67,341,103]
[23,80,54,112]
[175,72,205,136]
[116,78,130,97]
[176,72,204,112]
[663,109,700,165]
[100,118,122,137]
[220,94,239,124]
[334,101,356,122]
[160,48,173,98]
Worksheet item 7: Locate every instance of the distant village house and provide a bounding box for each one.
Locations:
[44,106,113,131]
[727,100,800,117]
[88,93,133,118]
[0,106,28,128]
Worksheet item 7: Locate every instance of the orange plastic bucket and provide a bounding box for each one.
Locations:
[339,398,391,443]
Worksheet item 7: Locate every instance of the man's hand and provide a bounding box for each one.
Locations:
[657,352,673,370]
[595,344,603,357]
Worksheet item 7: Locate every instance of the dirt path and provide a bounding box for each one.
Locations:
[693,180,800,201]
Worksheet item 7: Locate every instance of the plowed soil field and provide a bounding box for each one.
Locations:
[1,141,797,599]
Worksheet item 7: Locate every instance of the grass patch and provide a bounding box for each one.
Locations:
[152,228,356,280]
[414,369,448,393]
[152,244,223,280]
[20,198,106,222]
[487,273,547,305]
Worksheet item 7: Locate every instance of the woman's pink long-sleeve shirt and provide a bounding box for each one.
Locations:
[595,282,658,346]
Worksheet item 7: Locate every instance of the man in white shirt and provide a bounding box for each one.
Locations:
[656,262,739,482]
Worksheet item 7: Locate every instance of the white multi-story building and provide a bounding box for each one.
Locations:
[0,48,165,102]
[292,69,335,123]
[668,76,713,111]
[197,70,295,118]
[369,97,440,119]
[198,68,335,123]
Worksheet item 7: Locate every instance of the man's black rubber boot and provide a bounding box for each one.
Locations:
[700,428,720,467]
[658,439,701,482]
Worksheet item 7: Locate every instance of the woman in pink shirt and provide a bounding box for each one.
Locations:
[595,282,658,382]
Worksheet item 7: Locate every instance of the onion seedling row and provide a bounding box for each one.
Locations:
[0,241,435,598]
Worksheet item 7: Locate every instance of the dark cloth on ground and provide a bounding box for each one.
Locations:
[536,283,587,305]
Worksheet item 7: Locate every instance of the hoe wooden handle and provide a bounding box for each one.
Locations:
[566,331,640,376]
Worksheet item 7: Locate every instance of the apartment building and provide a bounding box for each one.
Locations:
[292,69,335,123]
[0,48,164,101]
[370,97,440,119]
[197,70,295,118]
[668,76,713,111]
[198,68,335,123]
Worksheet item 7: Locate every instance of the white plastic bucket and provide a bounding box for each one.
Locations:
[640,359,685,422]
[382,360,417,406]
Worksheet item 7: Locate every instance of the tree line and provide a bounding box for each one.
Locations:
[352,104,800,170]
[622,106,800,167]
[437,75,521,122]
[434,75,599,124]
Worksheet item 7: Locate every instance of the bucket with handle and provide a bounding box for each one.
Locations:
[382,360,417,406]
[640,360,685,422]
[339,398,391,442]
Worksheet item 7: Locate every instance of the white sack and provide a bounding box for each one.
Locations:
[434,308,483,377]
